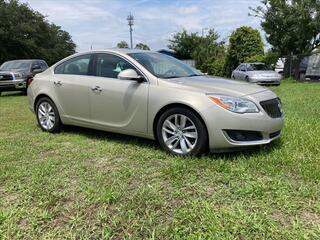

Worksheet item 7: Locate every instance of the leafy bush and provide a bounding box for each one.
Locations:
[224,26,264,76]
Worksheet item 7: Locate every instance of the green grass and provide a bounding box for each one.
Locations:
[0,80,319,239]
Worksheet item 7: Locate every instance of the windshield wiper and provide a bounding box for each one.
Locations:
[162,74,204,79]
[186,74,204,77]
[162,75,184,79]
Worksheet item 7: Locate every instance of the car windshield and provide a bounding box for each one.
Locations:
[128,52,202,78]
[0,60,31,71]
[247,63,271,71]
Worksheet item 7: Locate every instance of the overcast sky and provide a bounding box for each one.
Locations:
[22,0,263,52]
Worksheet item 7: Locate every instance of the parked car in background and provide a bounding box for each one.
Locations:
[232,63,281,85]
[28,49,283,156]
[306,53,320,80]
[0,59,48,95]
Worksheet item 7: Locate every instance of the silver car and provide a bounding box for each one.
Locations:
[232,63,281,85]
[28,50,284,156]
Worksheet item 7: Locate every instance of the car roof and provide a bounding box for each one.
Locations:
[243,62,265,65]
[4,59,46,63]
[77,48,151,55]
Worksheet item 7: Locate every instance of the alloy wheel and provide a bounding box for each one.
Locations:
[162,114,198,154]
[37,101,56,130]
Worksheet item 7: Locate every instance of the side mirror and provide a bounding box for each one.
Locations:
[32,65,42,74]
[118,69,144,82]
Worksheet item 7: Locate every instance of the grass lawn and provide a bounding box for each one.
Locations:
[0,80,319,239]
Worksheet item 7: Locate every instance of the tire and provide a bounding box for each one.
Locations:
[156,107,208,156]
[36,97,62,133]
[245,76,250,82]
[299,72,306,81]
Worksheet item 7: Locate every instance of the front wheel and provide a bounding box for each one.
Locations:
[36,97,62,133]
[156,107,208,156]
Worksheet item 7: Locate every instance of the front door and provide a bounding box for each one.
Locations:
[89,53,149,133]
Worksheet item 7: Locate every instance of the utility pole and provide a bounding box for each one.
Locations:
[127,13,134,49]
[202,27,208,37]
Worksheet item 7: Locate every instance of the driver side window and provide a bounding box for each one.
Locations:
[95,54,136,79]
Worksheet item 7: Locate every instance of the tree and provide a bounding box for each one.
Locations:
[250,0,320,78]
[192,29,225,75]
[167,29,201,59]
[117,41,129,48]
[135,43,150,50]
[250,0,320,55]
[0,0,76,65]
[224,26,264,76]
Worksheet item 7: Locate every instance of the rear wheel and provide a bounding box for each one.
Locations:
[299,72,306,81]
[156,107,208,156]
[36,97,61,133]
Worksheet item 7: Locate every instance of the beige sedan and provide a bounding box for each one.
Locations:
[28,49,284,155]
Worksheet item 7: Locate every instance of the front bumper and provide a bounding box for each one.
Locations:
[0,79,26,91]
[250,77,281,85]
[200,93,284,152]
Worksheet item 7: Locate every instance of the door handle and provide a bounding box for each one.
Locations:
[91,86,102,93]
[54,81,62,87]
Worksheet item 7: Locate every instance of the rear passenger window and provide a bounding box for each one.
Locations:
[55,55,92,75]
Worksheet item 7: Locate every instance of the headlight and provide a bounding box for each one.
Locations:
[14,73,23,79]
[207,94,260,113]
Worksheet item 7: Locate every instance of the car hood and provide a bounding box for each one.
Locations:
[161,75,269,97]
[0,68,29,75]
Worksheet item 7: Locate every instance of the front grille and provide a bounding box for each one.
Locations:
[259,81,278,84]
[260,98,282,118]
[0,73,13,81]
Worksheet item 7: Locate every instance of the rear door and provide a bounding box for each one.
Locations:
[233,65,241,79]
[52,54,94,123]
[88,53,149,133]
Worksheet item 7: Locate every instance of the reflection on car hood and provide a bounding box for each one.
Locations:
[163,75,269,97]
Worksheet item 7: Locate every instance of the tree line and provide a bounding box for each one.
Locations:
[167,0,320,78]
[1,0,319,77]
[0,0,76,66]
[116,41,150,50]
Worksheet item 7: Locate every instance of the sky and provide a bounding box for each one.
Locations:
[21,0,263,52]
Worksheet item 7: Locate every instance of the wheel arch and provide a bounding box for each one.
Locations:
[152,103,209,145]
[34,93,55,112]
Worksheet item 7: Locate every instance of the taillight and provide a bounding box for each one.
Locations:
[27,77,34,87]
